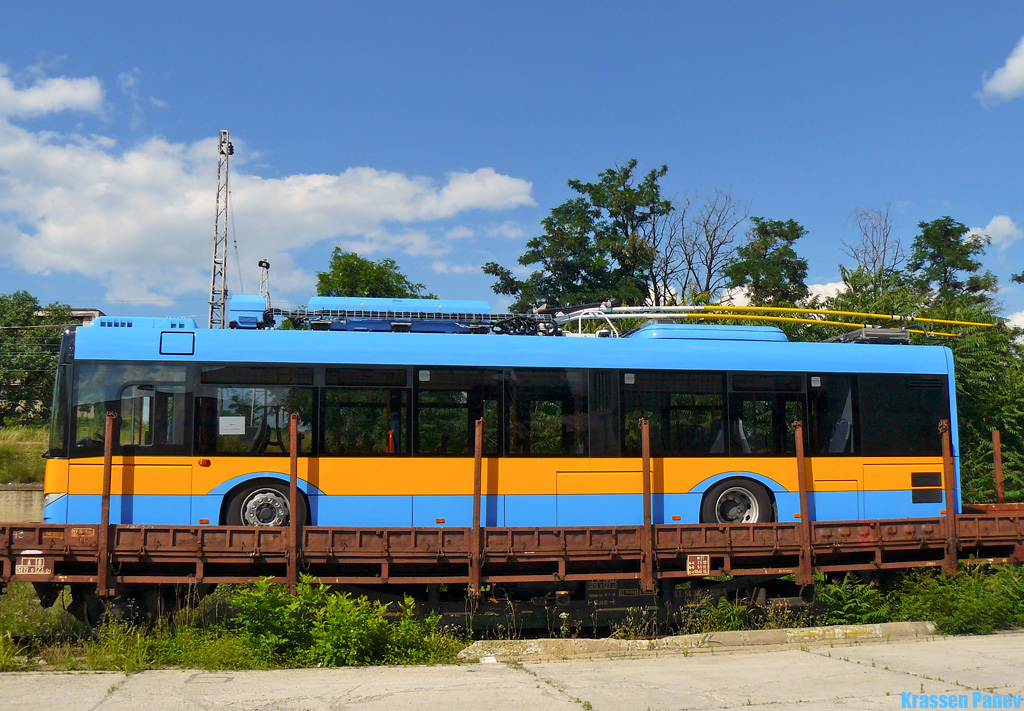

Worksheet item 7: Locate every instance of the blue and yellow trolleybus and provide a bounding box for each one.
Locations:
[42,297,959,530]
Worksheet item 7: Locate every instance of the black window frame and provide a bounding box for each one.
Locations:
[726,372,808,457]
[195,364,318,457]
[321,366,412,457]
[620,369,727,457]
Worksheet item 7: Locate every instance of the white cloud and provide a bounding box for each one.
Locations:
[486,221,527,240]
[0,64,103,117]
[444,226,475,240]
[807,281,846,300]
[117,69,139,94]
[971,215,1023,252]
[117,68,167,130]
[719,287,749,306]
[978,34,1024,104]
[0,67,534,307]
[430,261,478,274]
[1007,310,1024,330]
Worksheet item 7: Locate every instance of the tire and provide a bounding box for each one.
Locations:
[700,478,774,524]
[224,479,307,527]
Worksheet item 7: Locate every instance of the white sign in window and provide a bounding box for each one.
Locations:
[219,416,246,435]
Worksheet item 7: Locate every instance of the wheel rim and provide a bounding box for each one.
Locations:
[714,486,760,523]
[240,488,290,526]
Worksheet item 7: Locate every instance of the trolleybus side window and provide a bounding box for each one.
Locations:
[414,368,501,456]
[808,374,856,454]
[48,363,69,456]
[323,367,410,456]
[728,373,806,456]
[621,371,726,456]
[119,383,190,450]
[858,374,947,456]
[506,368,587,457]
[72,363,190,456]
[196,366,314,456]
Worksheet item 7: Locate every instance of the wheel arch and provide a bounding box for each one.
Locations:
[693,472,781,524]
[213,472,321,525]
[688,470,786,496]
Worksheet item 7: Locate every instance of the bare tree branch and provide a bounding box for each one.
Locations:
[688,189,749,298]
[844,204,904,275]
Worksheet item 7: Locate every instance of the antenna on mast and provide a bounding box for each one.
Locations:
[208,129,234,329]
[258,258,271,310]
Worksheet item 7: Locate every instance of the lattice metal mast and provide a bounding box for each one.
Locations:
[258,258,271,310]
[208,130,234,329]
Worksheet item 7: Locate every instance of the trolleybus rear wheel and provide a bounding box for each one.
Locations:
[225,480,307,527]
[700,479,773,524]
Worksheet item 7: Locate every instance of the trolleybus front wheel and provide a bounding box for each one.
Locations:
[224,480,308,527]
[700,479,774,524]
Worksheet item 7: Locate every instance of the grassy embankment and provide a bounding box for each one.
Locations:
[0,565,1022,672]
[0,426,48,484]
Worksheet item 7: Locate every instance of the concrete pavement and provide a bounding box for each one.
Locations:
[2,630,1022,710]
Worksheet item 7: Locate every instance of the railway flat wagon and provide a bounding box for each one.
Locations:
[4,298,1022,623]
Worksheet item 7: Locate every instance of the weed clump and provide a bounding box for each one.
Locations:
[892,565,1024,635]
[230,575,464,667]
[814,573,890,626]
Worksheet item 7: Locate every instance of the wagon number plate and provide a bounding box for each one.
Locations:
[15,556,52,577]
[686,554,710,576]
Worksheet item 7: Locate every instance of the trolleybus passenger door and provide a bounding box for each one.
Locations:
[115,382,193,525]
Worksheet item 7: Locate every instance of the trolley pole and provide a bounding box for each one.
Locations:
[97,411,118,598]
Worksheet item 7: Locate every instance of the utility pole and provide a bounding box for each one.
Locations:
[208,130,234,329]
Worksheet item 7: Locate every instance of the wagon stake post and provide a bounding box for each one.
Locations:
[469,418,484,598]
[640,418,655,593]
[793,420,813,586]
[940,419,958,574]
[97,411,118,598]
[287,412,301,592]
[993,429,1005,504]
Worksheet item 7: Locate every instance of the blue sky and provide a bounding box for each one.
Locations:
[1,2,1023,325]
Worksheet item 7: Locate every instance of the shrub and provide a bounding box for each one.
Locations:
[814,573,890,626]
[893,564,1024,635]
[229,575,464,667]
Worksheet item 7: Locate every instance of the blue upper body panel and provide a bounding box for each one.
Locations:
[73,323,953,376]
[626,324,789,342]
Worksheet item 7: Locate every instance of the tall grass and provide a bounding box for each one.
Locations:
[0,565,1022,671]
[0,425,49,484]
[0,578,465,671]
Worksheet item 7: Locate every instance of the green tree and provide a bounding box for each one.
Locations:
[724,217,809,306]
[907,217,995,307]
[484,197,613,310]
[826,215,1024,503]
[316,250,436,299]
[484,160,673,310]
[0,291,72,426]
